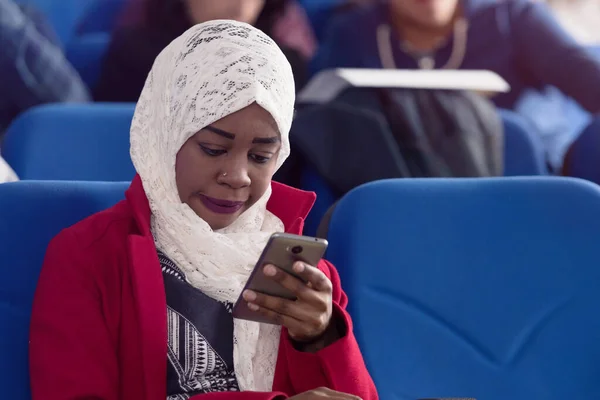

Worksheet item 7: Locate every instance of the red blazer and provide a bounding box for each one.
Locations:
[30,176,378,400]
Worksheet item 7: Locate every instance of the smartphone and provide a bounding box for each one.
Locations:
[232,233,328,324]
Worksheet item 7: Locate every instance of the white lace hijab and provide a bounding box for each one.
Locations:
[129,20,295,391]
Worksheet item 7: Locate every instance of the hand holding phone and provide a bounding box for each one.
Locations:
[243,260,333,341]
[232,233,333,342]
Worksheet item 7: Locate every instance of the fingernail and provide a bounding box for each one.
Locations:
[263,265,277,276]
[243,290,256,301]
[248,303,259,311]
[293,262,305,273]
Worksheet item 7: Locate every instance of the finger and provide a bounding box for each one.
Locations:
[242,289,313,321]
[291,262,332,293]
[244,301,307,332]
[262,264,318,301]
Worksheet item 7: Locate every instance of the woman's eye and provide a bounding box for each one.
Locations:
[250,153,271,164]
[199,145,226,157]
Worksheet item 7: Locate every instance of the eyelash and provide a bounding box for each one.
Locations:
[199,145,271,164]
[200,146,226,157]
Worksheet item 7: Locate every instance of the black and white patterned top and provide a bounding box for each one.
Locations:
[159,250,240,400]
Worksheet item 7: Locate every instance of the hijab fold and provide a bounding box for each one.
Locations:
[129,20,295,391]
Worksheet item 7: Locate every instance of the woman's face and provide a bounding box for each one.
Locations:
[183,0,266,25]
[175,103,282,230]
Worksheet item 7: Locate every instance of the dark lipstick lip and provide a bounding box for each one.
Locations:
[198,194,245,214]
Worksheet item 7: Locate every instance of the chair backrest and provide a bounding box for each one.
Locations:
[2,103,136,181]
[325,177,600,400]
[66,33,112,88]
[0,180,128,399]
[499,109,548,176]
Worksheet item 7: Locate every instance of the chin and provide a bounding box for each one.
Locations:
[208,219,233,231]
[187,197,248,230]
[204,210,246,231]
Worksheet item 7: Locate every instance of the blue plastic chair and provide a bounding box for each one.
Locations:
[499,109,547,176]
[66,33,112,88]
[2,103,136,181]
[324,177,600,400]
[0,180,128,399]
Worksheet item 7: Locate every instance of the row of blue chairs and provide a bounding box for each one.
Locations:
[1,103,549,236]
[2,104,546,182]
[3,104,136,182]
[1,176,600,399]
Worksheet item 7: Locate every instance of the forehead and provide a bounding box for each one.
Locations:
[211,103,280,138]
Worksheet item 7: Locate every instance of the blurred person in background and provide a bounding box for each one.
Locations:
[94,0,316,102]
[312,0,600,175]
[0,0,89,134]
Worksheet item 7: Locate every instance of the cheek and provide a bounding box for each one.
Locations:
[175,145,214,199]
[249,164,277,200]
[174,151,190,201]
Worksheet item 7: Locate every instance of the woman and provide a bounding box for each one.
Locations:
[30,20,377,400]
[93,0,314,102]
[311,0,600,174]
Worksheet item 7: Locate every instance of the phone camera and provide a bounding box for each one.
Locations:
[291,246,303,254]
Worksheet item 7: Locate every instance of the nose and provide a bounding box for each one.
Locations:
[218,156,251,189]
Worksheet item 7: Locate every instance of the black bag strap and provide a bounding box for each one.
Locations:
[316,200,340,239]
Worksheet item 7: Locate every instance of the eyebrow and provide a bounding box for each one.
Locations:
[205,126,235,140]
[205,125,280,144]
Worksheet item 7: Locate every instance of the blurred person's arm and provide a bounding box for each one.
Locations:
[0,0,89,110]
[512,0,600,114]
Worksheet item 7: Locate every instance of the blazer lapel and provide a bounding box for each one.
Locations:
[127,234,167,400]
[286,217,305,235]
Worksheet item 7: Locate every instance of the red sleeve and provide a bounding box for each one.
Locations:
[275,261,379,400]
[29,230,120,399]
